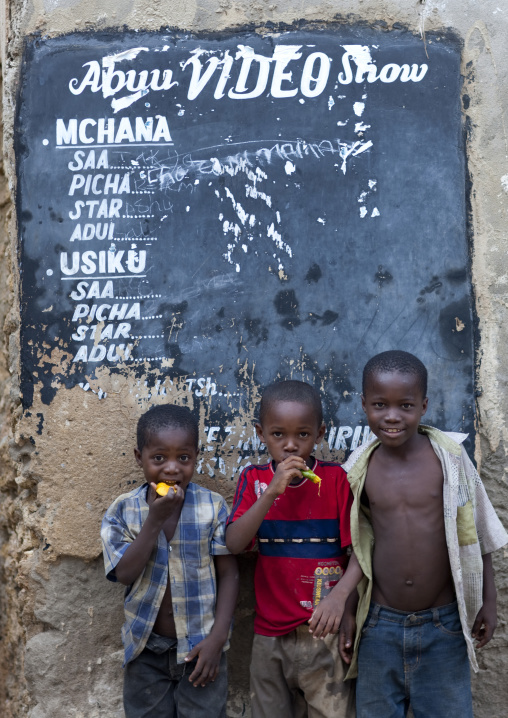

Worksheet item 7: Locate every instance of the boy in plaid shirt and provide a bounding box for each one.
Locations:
[101,404,238,718]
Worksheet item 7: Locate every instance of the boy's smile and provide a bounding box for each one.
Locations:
[255,400,325,468]
[362,371,428,449]
[134,426,198,492]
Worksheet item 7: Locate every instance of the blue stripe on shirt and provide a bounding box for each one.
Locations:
[258,518,340,540]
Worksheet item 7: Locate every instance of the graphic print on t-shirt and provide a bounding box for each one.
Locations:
[313,562,345,607]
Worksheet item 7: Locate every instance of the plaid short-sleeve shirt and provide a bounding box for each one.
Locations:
[101,482,231,665]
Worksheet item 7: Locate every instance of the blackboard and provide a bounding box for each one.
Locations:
[16,27,474,460]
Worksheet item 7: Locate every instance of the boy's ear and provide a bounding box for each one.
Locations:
[422,397,428,415]
[361,394,366,413]
[255,423,265,443]
[316,422,326,443]
[134,447,142,466]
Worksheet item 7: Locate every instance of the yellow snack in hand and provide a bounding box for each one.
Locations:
[301,470,322,495]
[155,481,177,496]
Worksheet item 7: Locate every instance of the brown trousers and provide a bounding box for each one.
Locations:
[250,624,355,718]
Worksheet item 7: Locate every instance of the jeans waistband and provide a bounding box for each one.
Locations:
[145,632,178,654]
[368,600,459,626]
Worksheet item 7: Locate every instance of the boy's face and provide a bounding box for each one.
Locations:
[134,426,198,492]
[256,400,326,466]
[361,370,428,448]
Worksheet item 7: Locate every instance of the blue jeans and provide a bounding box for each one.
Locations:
[124,633,227,718]
[356,601,472,718]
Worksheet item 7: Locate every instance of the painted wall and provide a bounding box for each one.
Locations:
[0,2,507,716]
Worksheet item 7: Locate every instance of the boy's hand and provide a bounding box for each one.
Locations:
[146,482,184,523]
[308,590,347,639]
[269,456,309,497]
[472,600,497,648]
[339,607,356,664]
[184,635,224,687]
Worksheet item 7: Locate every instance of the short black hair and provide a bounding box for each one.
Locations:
[258,380,323,426]
[136,404,199,451]
[362,350,428,397]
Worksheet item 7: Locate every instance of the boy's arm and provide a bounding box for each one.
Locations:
[185,553,239,687]
[308,551,363,639]
[226,455,309,554]
[339,589,359,664]
[472,552,497,649]
[114,484,185,585]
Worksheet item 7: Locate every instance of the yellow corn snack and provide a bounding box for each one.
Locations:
[301,469,322,495]
[155,481,177,496]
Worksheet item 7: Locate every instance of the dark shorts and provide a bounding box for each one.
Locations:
[124,634,227,718]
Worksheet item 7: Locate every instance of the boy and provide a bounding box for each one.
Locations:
[340,350,508,717]
[226,380,361,718]
[101,404,238,718]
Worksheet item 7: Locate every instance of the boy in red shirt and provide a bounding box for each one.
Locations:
[226,380,361,718]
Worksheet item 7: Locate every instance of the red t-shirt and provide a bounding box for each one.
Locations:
[227,459,353,636]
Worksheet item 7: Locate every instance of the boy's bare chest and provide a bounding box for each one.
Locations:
[365,447,444,512]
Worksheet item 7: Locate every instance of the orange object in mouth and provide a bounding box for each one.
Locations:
[301,470,322,496]
[155,481,177,496]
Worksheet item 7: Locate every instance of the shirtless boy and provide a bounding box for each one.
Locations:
[101,404,238,718]
[341,350,508,718]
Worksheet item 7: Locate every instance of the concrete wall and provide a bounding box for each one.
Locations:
[0,1,507,716]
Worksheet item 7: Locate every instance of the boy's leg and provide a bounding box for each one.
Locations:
[296,624,355,718]
[123,642,176,718]
[174,651,228,718]
[250,633,307,718]
[295,625,356,718]
[356,604,409,718]
[408,602,473,718]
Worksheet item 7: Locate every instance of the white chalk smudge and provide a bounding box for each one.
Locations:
[355,122,371,132]
[224,187,249,225]
[501,174,508,193]
[328,95,335,110]
[111,89,149,112]
[337,120,349,126]
[358,191,368,203]
[371,207,380,217]
[104,47,149,64]
[267,223,293,257]
[245,185,272,207]
[353,102,365,116]
[360,207,368,218]
[285,161,296,175]
[339,140,373,173]
[368,179,377,189]
[317,218,325,225]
